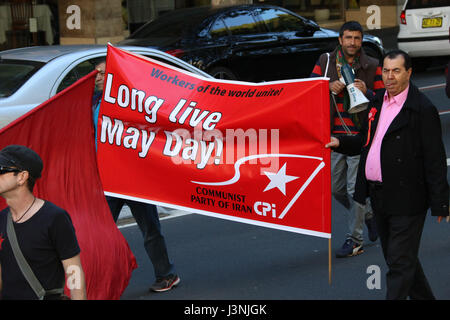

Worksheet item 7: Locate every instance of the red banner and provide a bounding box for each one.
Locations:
[98,45,331,238]
[0,72,136,299]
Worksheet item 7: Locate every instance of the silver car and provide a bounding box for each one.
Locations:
[0,45,213,129]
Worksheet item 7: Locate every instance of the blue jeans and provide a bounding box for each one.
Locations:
[106,196,175,279]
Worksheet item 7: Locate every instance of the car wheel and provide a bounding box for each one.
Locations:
[208,66,238,80]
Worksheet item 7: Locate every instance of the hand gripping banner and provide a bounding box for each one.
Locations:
[97,45,331,238]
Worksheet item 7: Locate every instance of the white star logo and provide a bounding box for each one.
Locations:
[263,163,299,196]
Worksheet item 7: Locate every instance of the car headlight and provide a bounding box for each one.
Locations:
[372,36,383,47]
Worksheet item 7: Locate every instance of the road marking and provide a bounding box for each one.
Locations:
[416,82,450,116]
[117,222,137,229]
[160,210,192,220]
[419,83,446,91]
[118,210,192,229]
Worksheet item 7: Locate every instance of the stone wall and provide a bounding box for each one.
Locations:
[58,0,124,45]
[345,5,399,29]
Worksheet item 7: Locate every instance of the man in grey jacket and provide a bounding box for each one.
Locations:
[311,21,384,257]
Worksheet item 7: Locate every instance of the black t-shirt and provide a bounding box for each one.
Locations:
[0,201,80,300]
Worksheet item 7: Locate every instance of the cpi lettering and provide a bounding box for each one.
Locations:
[254,201,277,218]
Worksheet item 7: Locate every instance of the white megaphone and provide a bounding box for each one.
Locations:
[341,64,369,114]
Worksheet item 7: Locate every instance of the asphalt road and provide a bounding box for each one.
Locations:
[116,63,450,304]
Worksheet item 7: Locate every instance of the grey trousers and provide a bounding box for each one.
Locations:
[331,152,373,245]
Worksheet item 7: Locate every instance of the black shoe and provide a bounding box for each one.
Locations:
[365,217,378,242]
[335,239,364,258]
[149,274,180,292]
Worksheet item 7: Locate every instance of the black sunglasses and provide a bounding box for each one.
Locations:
[0,166,21,175]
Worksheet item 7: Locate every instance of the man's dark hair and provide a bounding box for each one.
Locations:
[383,49,412,70]
[27,175,37,192]
[13,171,36,192]
[94,58,106,68]
[339,21,363,37]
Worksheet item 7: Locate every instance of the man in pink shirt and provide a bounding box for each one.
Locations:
[326,50,449,299]
[364,82,409,182]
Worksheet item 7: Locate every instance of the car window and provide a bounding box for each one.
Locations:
[133,19,194,38]
[222,10,261,35]
[0,60,43,97]
[141,55,189,70]
[406,0,449,9]
[209,18,229,38]
[57,57,104,93]
[130,8,210,39]
[257,8,306,33]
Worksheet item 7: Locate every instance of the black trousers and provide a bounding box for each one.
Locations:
[368,183,435,300]
[106,196,174,278]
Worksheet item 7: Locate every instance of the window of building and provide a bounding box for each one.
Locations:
[278,0,344,22]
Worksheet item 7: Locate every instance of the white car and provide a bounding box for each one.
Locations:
[0,45,212,129]
[397,0,450,57]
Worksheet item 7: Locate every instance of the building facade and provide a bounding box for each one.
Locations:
[0,0,406,49]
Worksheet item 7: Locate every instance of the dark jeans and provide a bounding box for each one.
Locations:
[106,196,174,279]
[369,184,435,300]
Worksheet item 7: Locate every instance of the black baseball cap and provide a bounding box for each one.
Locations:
[0,145,43,179]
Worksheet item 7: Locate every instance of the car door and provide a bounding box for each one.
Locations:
[256,7,335,79]
[221,8,287,82]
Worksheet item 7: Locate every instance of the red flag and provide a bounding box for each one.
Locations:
[0,72,137,299]
[98,45,331,238]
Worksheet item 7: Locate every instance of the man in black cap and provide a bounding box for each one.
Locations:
[0,145,86,300]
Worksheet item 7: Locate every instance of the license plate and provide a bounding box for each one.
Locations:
[422,17,442,28]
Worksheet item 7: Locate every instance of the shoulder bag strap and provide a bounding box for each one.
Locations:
[324,53,330,78]
[6,211,63,300]
[325,52,352,135]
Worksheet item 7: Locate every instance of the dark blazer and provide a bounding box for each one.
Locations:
[335,82,449,217]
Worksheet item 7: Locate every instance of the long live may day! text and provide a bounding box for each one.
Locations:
[98,67,284,169]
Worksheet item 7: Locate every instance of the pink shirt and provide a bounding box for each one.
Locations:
[365,86,409,182]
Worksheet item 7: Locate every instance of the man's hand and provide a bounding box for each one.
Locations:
[329,80,345,95]
[354,79,367,95]
[325,136,340,149]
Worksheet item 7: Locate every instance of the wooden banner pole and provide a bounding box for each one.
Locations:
[329,238,332,285]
